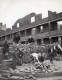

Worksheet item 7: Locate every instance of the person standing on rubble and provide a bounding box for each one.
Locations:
[28,36,34,53]
[48,45,54,63]
[12,33,23,70]
[28,36,34,43]
[2,40,9,59]
[13,33,20,44]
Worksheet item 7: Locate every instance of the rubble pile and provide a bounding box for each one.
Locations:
[8,60,60,74]
[9,43,61,68]
[0,43,62,80]
[9,43,49,64]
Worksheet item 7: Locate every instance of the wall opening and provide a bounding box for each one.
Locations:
[37,39,41,45]
[31,16,35,23]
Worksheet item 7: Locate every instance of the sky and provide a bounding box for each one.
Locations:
[0,0,62,29]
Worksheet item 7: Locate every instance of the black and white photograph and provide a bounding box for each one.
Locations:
[0,0,62,80]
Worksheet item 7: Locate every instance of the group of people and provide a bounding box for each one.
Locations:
[30,43,62,66]
[48,43,62,63]
[1,33,62,70]
[1,33,35,69]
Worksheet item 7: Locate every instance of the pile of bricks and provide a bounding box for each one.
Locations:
[9,43,50,64]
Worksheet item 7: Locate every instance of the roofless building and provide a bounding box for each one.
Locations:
[0,11,62,46]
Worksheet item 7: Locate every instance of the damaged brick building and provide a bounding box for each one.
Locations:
[0,11,62,46]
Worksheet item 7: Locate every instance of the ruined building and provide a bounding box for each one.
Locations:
[0,11,62,46]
